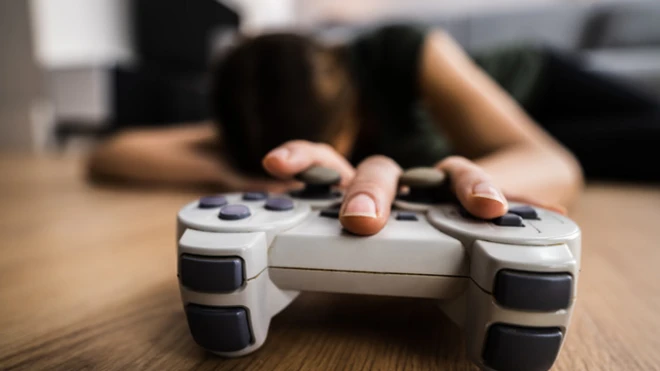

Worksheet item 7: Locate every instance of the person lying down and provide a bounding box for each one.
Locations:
[88,24,594,236]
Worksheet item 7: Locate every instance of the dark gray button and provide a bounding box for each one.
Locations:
[185,305,252,352]
[327,202,342,210]
[396,212,418,221]
[397,168,452,204]
[492,213,524,227]
[458,206,480,220]
[295,166,341,186]
[494,269,573,311]
[242,192,268,201]
[320,208,340,218]
[179,254,244,292]
[509,205,539,219]
[264,197,294,211]
[483,324,563,371]
[219,204,251,220]
[198,195,228,208]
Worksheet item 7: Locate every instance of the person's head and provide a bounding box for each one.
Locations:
[210,32,356,175]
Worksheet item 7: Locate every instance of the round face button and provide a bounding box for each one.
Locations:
[295,166,341,186]
[399,167,446,188]
[218,204,251,220]
[264,197,294,211]
[198,195,228,209]
[242,192,268,201]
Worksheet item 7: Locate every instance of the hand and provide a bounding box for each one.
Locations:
[435,156,508,219]
[263,142,564,236]
[435,156,567,216]
[262,140,356,187]
[263,140,397,236]
[214,158,299,194]
[436,156,566,215]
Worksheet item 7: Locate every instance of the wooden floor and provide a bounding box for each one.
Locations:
[0,154,659,371]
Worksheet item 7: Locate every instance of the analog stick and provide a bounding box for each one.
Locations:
[290,166,342,200]
[397,167,449,203]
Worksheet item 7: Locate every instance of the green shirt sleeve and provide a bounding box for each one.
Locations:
[471,45,546,109]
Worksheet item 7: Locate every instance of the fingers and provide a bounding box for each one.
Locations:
[339,156,402,236]
[262,140,356,187]
[436,156,508,219]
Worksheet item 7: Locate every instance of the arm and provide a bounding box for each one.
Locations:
[87,122,293,192]
[419,31,583,208]
[87,123,228,188]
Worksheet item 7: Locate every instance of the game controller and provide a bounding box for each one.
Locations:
[176,166,581,371]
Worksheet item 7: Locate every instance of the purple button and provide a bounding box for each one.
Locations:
[198,195,228,209]
[264,197,294,211]
[242,192,268,201]
[218,204,251,220]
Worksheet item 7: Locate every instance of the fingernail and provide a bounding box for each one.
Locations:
[343,193,377,218]
[472,182,507,205]
[267,147,290,161]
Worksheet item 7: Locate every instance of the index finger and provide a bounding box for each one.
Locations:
[339,156,402,236]
[436,156,508,219]
[262,140,355,187]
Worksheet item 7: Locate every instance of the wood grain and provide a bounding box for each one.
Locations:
[0,154,659,370]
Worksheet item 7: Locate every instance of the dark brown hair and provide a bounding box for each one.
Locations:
[210,33,352,175]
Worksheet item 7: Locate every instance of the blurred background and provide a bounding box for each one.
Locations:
[1,0,660,154]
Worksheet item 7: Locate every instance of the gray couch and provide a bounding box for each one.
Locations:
[318,1,660,97]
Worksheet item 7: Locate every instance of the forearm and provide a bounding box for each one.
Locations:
[88,141,220,187]
[421,31,537,157]
[87,125,227,188]
[474,143,584,208]
[420,30,584,208]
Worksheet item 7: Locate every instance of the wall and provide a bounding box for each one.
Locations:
[30,0,134,69]
[28,0,135,134]
[0,0,50,151]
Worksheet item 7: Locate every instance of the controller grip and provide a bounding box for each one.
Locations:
[464,241,578,370]
[177,229,299,356]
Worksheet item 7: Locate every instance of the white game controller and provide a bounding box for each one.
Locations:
[176,167,581,371]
